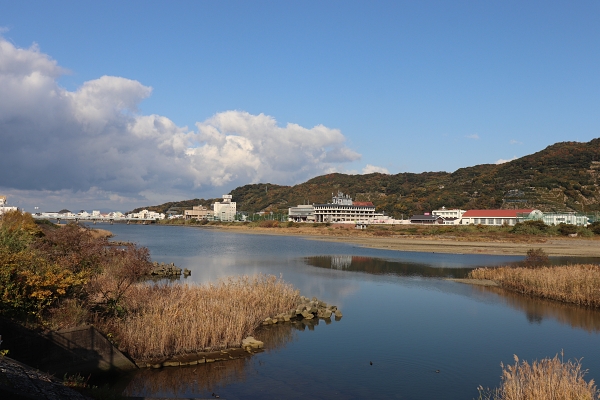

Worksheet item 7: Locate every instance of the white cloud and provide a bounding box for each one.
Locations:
[466,134,479,140]
[0,36,361,210]
[495,156,518,165]
[362,164,389,174]
[509,139,522,145]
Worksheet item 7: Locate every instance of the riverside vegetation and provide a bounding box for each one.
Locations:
[478,352,600,400]
[0,210,300,363]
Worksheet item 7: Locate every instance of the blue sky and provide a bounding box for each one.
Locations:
[1,1,599,211]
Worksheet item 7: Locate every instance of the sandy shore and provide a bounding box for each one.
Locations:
[202,225,600,258]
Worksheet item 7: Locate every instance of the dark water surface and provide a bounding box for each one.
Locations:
[99,224,600,399]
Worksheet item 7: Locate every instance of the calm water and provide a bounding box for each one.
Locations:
[98,224,600,399]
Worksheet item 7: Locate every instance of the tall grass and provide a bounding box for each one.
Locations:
[469,264,600,307]
[100,275,299,360]
[478,353,600,400]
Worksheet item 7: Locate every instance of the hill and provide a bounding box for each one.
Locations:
[133,139,600,218]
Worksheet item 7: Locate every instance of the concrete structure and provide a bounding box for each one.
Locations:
[213,194,237,222]
[313,192,376,223]
[184,205,213,220]
[460,209,536,226]
[0,196,18,215]
[288,204,315,222]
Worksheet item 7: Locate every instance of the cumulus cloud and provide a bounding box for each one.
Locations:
[495,156,518,165]
[362,164,389,174]
[0,37,361,209]
[509,139,523,145]
[466,134,479,140]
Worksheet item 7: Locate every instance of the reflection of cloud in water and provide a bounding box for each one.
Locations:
[122,319,327,398]
[471,285,600,333]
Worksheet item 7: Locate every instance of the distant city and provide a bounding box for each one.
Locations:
[0,193,592,227]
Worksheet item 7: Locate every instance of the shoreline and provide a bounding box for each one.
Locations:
[183,224,600,257]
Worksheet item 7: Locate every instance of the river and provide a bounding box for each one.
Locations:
[98,224,600,399]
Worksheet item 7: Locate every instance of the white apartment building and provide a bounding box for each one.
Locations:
[313,192,376,223]
[0,196,18,215]
[432,207,466,219]
[213,195,237,222]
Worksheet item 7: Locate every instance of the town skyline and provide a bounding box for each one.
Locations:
[1,1,599,212]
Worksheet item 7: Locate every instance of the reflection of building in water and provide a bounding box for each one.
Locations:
[330,255,353,270]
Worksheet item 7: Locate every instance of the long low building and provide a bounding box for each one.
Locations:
[459,209,536,226]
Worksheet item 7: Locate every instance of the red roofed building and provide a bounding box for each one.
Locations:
[460,209,537,226]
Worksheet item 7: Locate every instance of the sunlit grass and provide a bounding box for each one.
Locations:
[469,264,600,307]
[98,274,299,360]
[478,353,600,400]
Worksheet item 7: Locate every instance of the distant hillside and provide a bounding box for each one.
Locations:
[135,138,600,218]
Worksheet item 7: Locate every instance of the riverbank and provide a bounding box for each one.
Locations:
[200,224,600,257]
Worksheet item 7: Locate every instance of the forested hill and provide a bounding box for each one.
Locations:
[133,138,600,218]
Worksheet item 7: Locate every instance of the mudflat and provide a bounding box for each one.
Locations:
[207,225,600,257]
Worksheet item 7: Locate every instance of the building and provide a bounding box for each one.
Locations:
[0,196,18,215]
[184,205,213,220]
[432,207,466,220]
[520,211,590,226]
[127,209,165,220]
[410,214,445,224]
[460,209,536,226]
[288,205,315,222]
[213,195,237,222]
[313,192,376,223]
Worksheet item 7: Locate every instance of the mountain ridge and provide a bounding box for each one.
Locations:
[131,138,600,218]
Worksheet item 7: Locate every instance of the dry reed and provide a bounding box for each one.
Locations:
[478,353,600,400]
[100,274,299,360]
[469,264,600,308]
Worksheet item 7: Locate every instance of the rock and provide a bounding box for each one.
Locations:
[318,310,332,319]
[241,336,264,350]
[334,310,343,318]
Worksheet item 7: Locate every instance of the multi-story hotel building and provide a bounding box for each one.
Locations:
[313,192,376,223]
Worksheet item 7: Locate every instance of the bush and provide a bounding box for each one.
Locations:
[523,248,549,267]
[0,210,41,252]
[589,221,600,235]
[558,223,578,236]
[511,220,548,235]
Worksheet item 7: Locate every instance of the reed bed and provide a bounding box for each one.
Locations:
[100,274,299,360]
[469,264,600,308]
[478,353,600,400]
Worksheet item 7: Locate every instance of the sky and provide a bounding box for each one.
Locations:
[1,1,599,212]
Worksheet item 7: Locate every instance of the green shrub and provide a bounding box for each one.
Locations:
[558,223,578,236]
[589,221,600,235]
[523,248,550,267]
[511,220,548,235]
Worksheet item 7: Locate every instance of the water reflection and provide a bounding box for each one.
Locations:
[122,319,329,398]
[305,255,475,278]
[473,285,600,333]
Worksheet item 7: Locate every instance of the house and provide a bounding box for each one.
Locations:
[460,209,536,226]
[410,214,444,224]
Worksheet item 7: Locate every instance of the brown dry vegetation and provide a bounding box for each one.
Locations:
[98,275,299,360]
[478,353,600,400]
[469,265,600,308]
